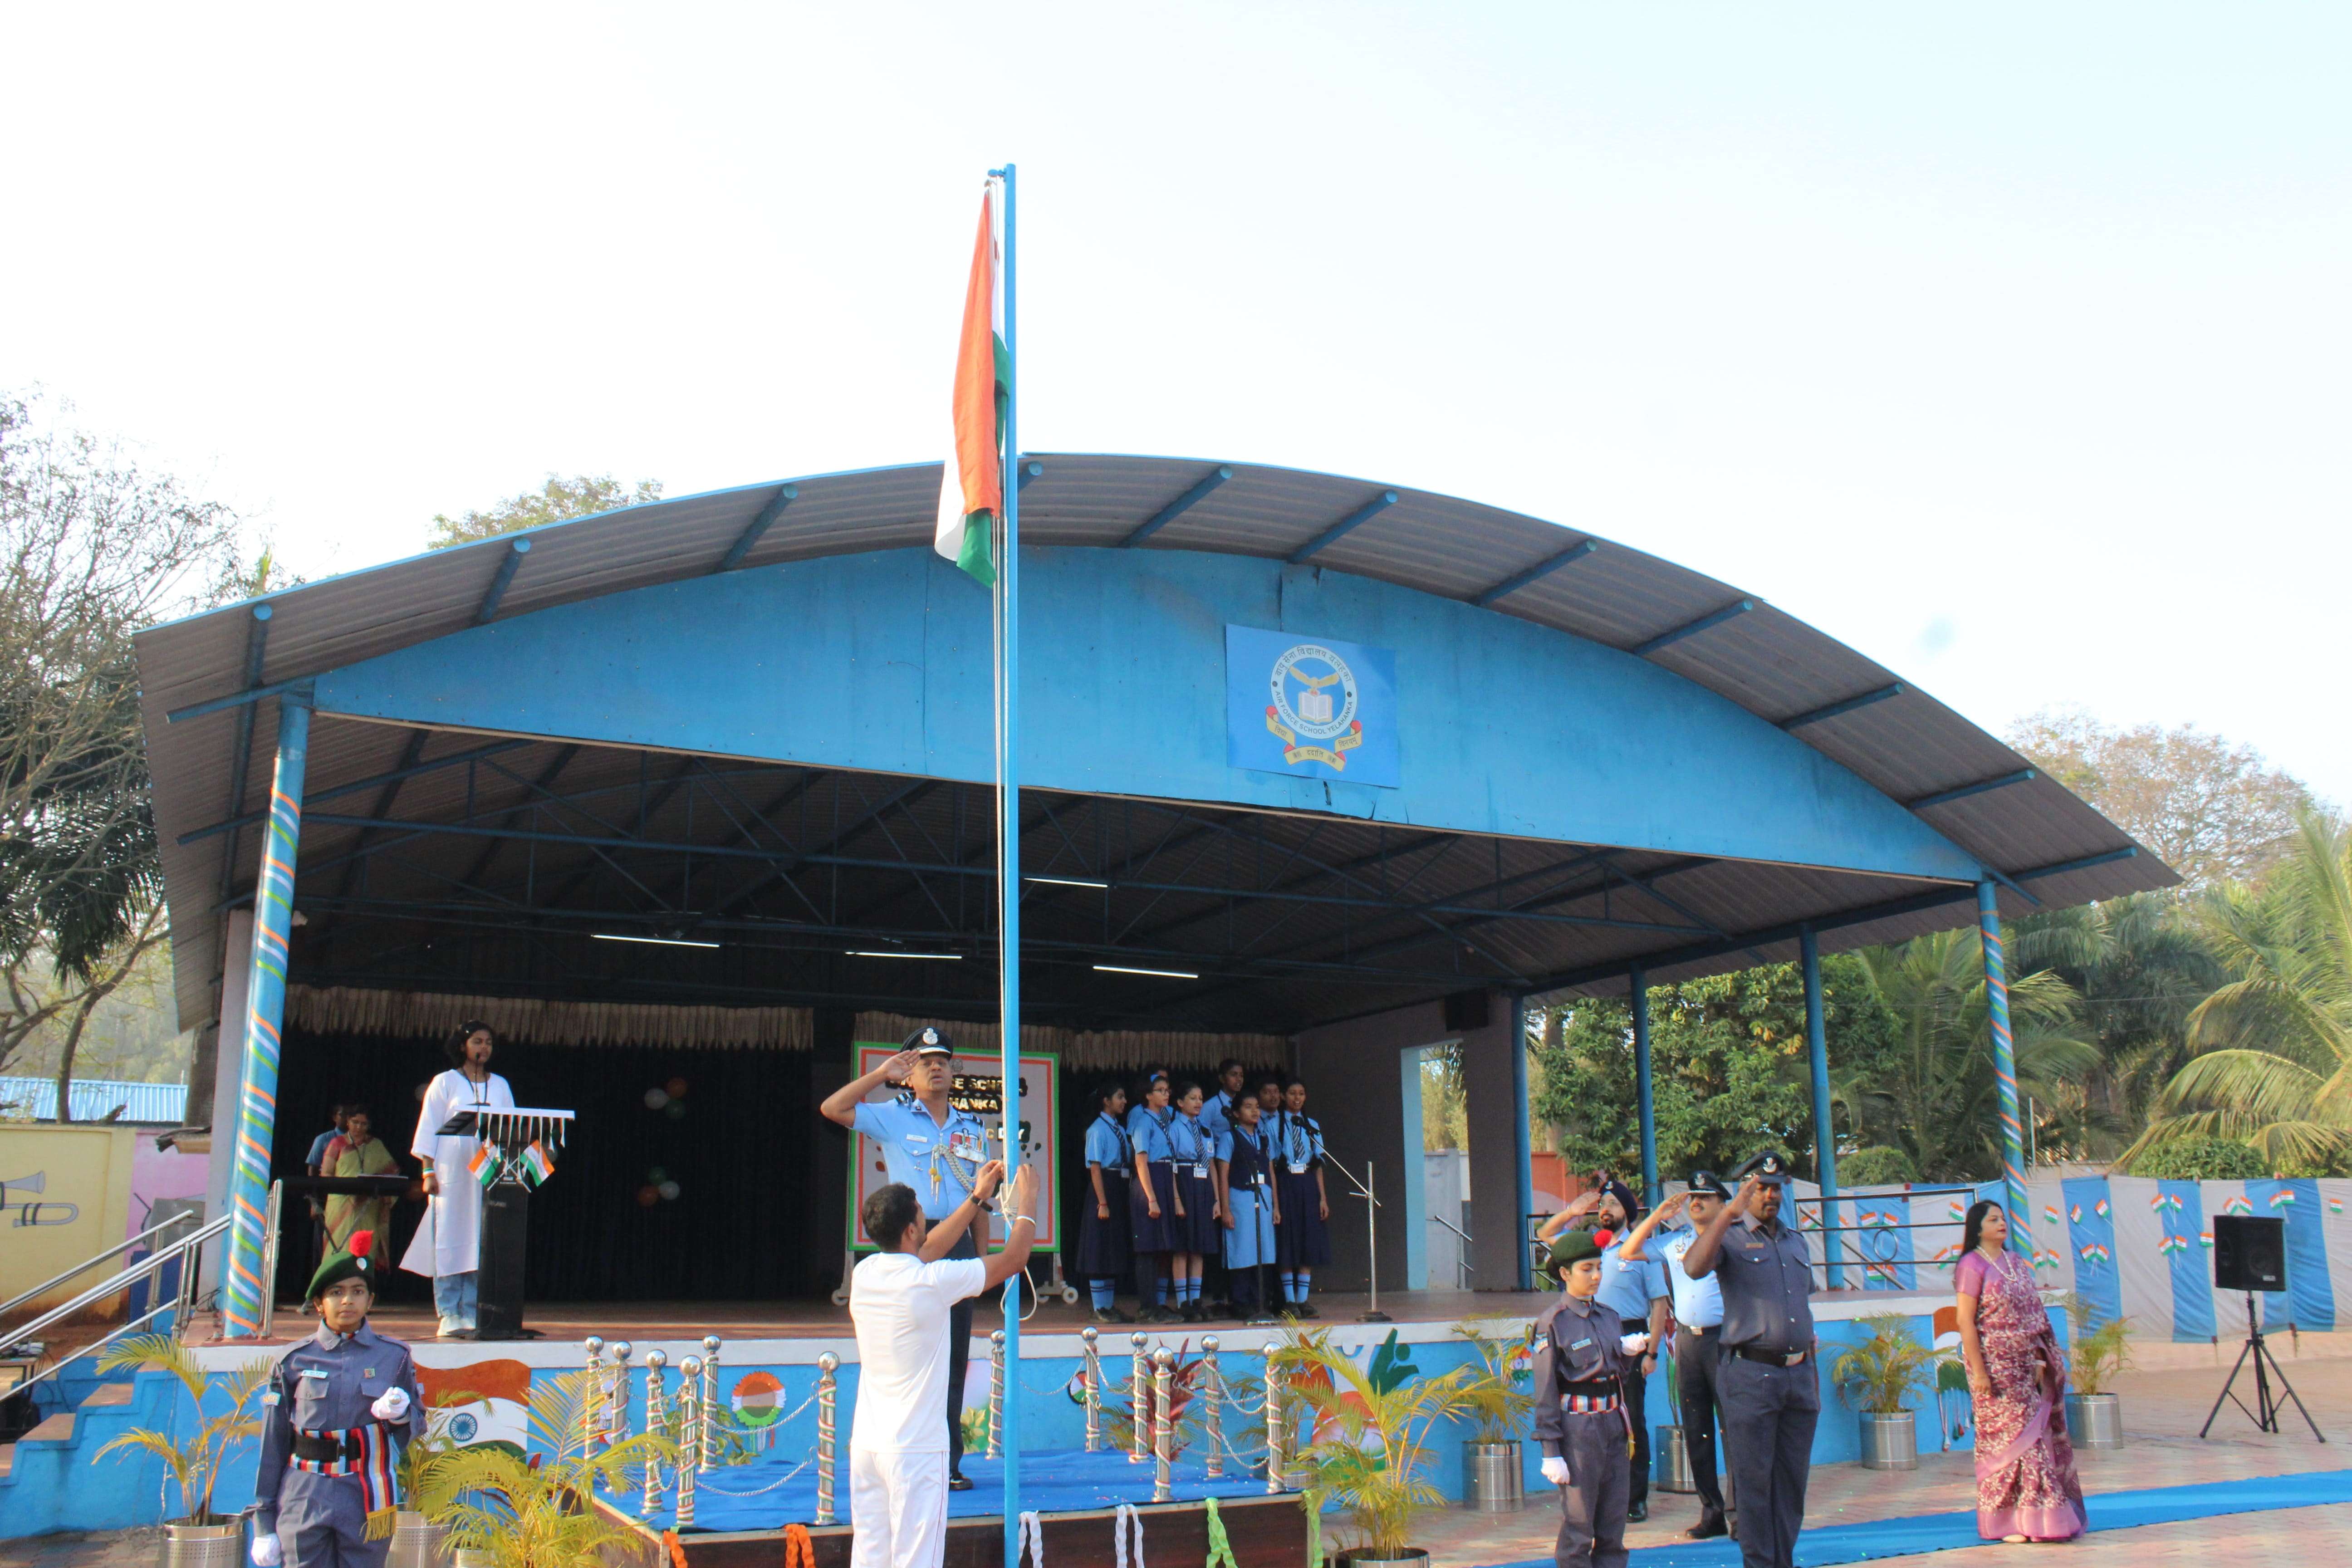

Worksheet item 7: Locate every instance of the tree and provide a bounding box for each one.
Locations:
[0,391,240,1113]
[427,474,662,549]
[2007,707,2314,888]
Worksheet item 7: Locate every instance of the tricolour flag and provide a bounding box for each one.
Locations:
[469,1143,500,1191]
[935,191,1007,586]
[520,1140,555,1189]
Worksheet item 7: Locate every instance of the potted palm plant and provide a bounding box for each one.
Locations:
[1828,1314,1945,1471]
[91,1334,274,1568]
[1450,1322,1535,1512]
[382,1382,485,1568]
[1277,1330,1476,1566]
[423,1371,673,1568]
[2063,1313,2131,1451]
[1652,1340,1695,1492]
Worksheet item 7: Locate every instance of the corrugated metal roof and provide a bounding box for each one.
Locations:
[0,1077,189,1125]
[135,454,2175,1032]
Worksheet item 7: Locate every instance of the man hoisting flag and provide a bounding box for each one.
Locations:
[935,190,1007,587]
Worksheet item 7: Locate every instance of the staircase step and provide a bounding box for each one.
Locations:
[24,1413,74,1443]
[0,1441,13,1478]
[81,1382,137,1409]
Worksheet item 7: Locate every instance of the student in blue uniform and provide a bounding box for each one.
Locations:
[1127,1074,1181,1323]
[1214,1093,1281,1317]
[1164,1082,1223,1320]
[1076,1080,1135,1323]
[1273,1077,1332,1316]
[821,1026,995,1490]
[250,1230,423,1568]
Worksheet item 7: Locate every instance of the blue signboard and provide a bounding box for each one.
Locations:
[1225,624,1399,787]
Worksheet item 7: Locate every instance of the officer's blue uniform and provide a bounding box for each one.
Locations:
[254,1326,423,1568]
[1593,1244,1667,1513]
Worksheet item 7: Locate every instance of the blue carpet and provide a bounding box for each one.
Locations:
[605,1448,1275,1534]
[1475,1467,2352,1568]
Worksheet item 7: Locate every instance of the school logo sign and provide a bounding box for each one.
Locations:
[1225,626,1399,787]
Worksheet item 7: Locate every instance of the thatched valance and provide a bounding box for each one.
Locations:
[288,986,813,1051]
[851,1011,1288,1073]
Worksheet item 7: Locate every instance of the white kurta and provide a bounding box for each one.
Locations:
[401,1068,514,1279]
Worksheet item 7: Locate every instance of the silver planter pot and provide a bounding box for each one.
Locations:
[1858,1411,1918,1470]
[1653,1425,1695,1493]
[1461,1440,1524,1512]
[163,1522,245,1568]
[390,1511,453,1568]
[452,1550,500,1568]
[2066,1392,2124,1450]
[1335,1552,1430,1568]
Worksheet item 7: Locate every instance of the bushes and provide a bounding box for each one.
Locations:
[2125,1136,2266,1180]
[1838,1146,1918,1185]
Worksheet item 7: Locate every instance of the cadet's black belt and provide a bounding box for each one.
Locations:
[1559,1379,1619,1395]
[292,1431,369,1464]
[1731,1345,1810,1367]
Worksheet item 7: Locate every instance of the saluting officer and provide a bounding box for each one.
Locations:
[1677,1152,1819,1568]
[1615,1171,1736,1542]
[1532,1230,1652,1568]
[821,1027,994,1491]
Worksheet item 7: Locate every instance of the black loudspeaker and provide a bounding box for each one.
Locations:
[2213,1213,2286,1294]
[1443,990,1491,1031]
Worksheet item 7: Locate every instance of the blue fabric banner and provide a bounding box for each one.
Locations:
[2063,1176,2122,1332]
[2246,1178,2336,1330]
[2155,1179,2215,1342]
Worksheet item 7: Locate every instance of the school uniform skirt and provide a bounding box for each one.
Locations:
[1129,1161,1181,1254]
[1076,1166,1133,1279]
[1169,1164,1223,1255]
[1274,1166,1332,1266]
[1223,1185,1277,1270]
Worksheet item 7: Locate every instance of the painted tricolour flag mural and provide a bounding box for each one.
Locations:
[935,190,1007,586]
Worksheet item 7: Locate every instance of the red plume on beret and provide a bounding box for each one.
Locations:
[1593,1228,1615,1248]
[348,1230,374,1259]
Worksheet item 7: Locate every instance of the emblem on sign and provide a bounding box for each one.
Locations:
[1264,643,1366,770]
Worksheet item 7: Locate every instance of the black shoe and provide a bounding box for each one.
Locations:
[1294,1303,1320,1319]
[1093,1306,1133,1324]
[1686,1513,1729,1540]
[948,1472,974,1491]
[1179,1301,1203,1323]
[1627,1501,1648,1523]
[1152,1306,1185,1324]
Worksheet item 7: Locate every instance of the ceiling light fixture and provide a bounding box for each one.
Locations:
[592,932,720,949]
[1093,963,1199,980]
[1027,875,1111,889]
[845,950,963,961]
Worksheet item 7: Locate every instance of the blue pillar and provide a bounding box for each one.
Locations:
[1980,880,2029,1252]
[1631,967,1658,1207]
[1801,925,1842,1289]
[220,689,311,1336]
[993,161,1024,1568]
[1511,993,1534,1290]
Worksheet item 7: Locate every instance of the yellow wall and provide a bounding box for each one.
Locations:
[1,1123,137,1315]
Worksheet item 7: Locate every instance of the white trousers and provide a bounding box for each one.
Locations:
[849,1447,949,1568]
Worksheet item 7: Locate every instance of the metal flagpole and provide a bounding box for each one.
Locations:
[988,160,1024,1568]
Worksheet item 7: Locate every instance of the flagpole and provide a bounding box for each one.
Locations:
[988,159,1024,1568]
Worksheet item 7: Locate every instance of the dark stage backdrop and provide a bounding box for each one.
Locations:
[270,1029,833,1306]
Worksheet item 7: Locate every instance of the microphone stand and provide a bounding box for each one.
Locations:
[1323,1154,1389,1323]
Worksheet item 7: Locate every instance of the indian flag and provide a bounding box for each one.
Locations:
[519,1140,555,1189]
[469,1144,500,1191]
[935,189,1007,586]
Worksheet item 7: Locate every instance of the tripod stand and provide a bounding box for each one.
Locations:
[2199,1293,2325,1442]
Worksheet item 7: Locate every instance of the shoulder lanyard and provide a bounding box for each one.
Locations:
[1099,1113,1132,1163]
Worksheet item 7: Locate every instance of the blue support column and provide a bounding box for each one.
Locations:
[1630,969,1659,1206]
[1511,993,1534,1290]
[1801,925,1842,1289]
[1979,880,2030,1253]
[220,689,311,1336]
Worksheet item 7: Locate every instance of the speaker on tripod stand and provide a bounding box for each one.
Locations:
[2200,1214,2324,1442]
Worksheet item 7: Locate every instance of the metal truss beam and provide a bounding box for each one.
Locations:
[179,737,539,845]
[1287,490,1401,564]
[1632,599,1752,657]
[475,537,532,624]
[1779,683,1903,730]
[1907,769,2035,810]
[1471,537,1597,608]
[1120,466,1232,547]
[714,485,797,573]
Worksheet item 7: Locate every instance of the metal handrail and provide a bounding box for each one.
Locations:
[1426,1212,1476,1287]
[6,1298,181,1401]
[0,1211,203,1322]
[3,1213,230,1351]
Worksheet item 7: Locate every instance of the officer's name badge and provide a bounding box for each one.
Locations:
[1570,1338,1592,1349]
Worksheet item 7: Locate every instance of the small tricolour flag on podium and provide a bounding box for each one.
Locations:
[519,1140,555,1188]
[469,1144,501,1191]
[934,190,1006,587]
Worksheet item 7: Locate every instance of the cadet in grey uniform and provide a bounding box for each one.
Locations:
[1678,1153,1818,1568]
[252,1229,424,1568]
[1531,1230,1653,1568]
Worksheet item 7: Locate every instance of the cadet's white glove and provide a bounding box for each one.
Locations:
[1619,1333,1651,1357]
[370,1386,411,1422]
[1540,1456,1570,1487]
[250,1531,283,1567]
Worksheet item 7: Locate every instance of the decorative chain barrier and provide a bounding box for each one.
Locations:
[989,1330,1007,1460]
[814,1352,840,1527]
[1151,1348,1175,1504]
[642,1350,667,1514]
[1129,1333,1151,1465]
[675,1356,700,1528]
[1081,1327,1103,1453]
[582,1337,606,1459]
[1200,1337,1223,1479]
[699,1336,722,1474]
[695,1456,813,1498]
[607,1342,633,1445]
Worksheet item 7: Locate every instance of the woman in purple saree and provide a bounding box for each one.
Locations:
[1955,1200,2087,1543]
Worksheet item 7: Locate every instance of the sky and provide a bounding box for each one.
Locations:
[5,4,2346,801]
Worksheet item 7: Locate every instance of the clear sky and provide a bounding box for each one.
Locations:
[5,5,2344,800]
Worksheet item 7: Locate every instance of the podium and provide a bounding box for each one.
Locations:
[436,1106,574,1341]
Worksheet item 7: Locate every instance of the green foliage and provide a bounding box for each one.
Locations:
[93,1335,273,1525]
[1838,1146,1918,1185]
[1828,1314,1946,1416]
[1449,1321,1536,1445]
[1275,1329,1476,1559]
[2069,1317,2134,1396]
[422,1370,674,1568]
[427,475,662,549]
[2123,1135,2267,1180]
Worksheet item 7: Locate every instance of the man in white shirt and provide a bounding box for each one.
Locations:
[1616,1171,1734,1542]
[849,1157,1039,1568]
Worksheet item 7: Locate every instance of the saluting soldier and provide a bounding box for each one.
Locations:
[821,1027,994,1491]
[1532,1230,1652,1568]
[250,1230,423,1568]
[1677,1152,1819,1568]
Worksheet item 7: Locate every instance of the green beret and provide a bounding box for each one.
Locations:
[306,1229,381,1304]
[1543,1229,1603,1282]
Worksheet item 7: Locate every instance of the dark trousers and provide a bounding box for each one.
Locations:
[1551,1408,1630,1568]
[1617,1317,1651,1508]
[1677,1327,1727,1520]
[1719,1353,1819,1568]
[945,1228,979,1472]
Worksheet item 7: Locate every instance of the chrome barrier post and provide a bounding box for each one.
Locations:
[608,1342,633,1443]
[699,1336,721,1471]
[1151,1348,1175,1503]
[815,1352,840,1527]
[676,1357,700,1527]
[1265,1354,1285,1492]
[1080,1326,1103,1453]
[987,1329,1007,1459]
[581,1338,605,1459]
[1130,1332,1150,1464]
[1201,1336,1223,1478]
[641,1350,666,1515]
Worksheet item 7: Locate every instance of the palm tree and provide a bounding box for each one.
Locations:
[2132,812,2352,1171]
[1853,930,2099,1181]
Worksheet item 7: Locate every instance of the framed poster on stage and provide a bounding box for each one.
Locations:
[844,1042,1061,1253]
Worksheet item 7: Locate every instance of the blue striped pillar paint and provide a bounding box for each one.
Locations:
[1978,881,2029,1251]
[1511,993,1535,1290]
[1800,926,1842,1288]
[220,690,311,1336]
[1631,968,1658,1208]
